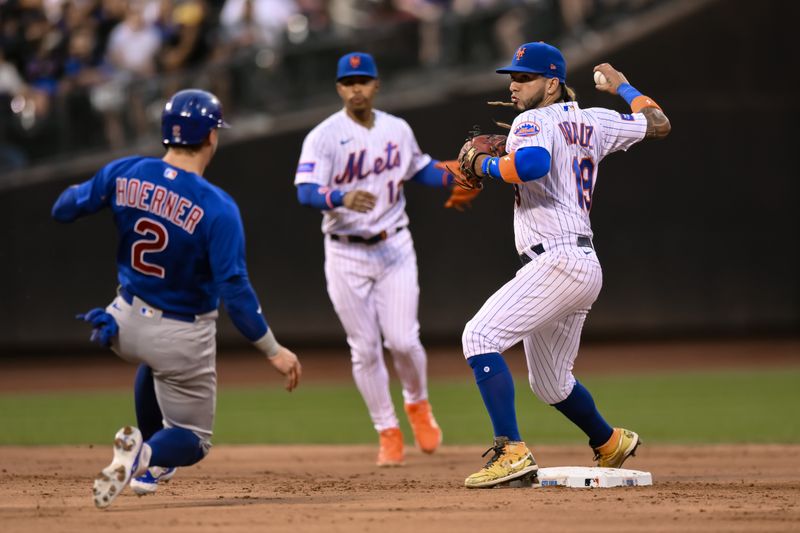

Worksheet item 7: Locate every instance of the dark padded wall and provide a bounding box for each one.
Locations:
[2,0,797,349]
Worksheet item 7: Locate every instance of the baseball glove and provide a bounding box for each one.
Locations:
[452,129,507,190]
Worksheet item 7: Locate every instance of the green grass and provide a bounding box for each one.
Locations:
[1,368,798,445]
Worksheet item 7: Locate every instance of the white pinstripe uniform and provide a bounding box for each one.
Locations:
[463,102,647,404]
[295,108,432,431]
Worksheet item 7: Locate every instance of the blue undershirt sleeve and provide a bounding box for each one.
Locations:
[218,274,269,341]
[51,167,115,222]
[483,146,551,182]
[209,202,268,341]
[296,183,344,210]
[410,160,452,187]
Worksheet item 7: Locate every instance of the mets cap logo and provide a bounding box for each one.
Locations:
[514,121,541,137]
[350,55,362,68]
[515,46,526,61]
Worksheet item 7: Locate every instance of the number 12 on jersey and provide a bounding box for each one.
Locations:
[573,156,595,211]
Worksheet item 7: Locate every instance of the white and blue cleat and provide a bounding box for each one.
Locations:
[130,466,177,495]
[93,426,149,509]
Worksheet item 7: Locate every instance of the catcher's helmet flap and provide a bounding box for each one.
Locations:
[161,89,230,146]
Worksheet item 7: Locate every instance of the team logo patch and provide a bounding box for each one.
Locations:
[514,121,541,137]
[515,46,526,61]
[297,162,316,173]
[349,55,361,68]
[619,113,634,121]
[164,168,178,180]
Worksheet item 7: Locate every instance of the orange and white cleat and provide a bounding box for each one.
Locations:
[376,427,405,467]
[404,400,442,454]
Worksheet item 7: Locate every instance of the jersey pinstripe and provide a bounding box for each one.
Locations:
[505,102,646,253]
[463,101,647,405]
[294,109,431,237]
[296,108,434,434]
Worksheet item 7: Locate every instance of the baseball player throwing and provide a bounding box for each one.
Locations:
[456,42,671,488]
[52,89,302,508]
[293,52,469,466]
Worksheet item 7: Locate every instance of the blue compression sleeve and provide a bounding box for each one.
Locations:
[411,160,453,187]
[297,183,344,210]
[482,147,551,183]
[217,274,269,341]
[51,184,85,222]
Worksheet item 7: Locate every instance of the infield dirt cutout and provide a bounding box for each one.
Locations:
[1,340,799,532]
[2,443,799,532]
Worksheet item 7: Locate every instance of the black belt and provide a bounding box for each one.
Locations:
[330,226,406,245]
[519,236,592,265]
[119,287,196,323]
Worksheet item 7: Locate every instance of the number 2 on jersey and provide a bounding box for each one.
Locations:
[131,217,169,278]
[573,156,595,211]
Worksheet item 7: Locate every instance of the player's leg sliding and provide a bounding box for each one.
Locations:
[130,364,178,495]
[464,352,538,488]
[93,426,150,508]
[130,427,206,494]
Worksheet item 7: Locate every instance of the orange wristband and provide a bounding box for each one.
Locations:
[631,95,661,113]
[497,154,523,184]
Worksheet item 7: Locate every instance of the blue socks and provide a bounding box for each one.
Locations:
[553,380,613,448]
[469,353,521,441]
[134,365,163,441]
[147,427,206,467]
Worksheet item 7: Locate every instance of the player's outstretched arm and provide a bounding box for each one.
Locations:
[342,190,377,213]
[592,63,671,140]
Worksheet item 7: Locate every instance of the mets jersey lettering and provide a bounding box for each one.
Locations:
[505,103,647,252]
[333,142,401,184]
[295,109,430,236]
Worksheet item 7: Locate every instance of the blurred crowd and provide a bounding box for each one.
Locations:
[0,0,662,172]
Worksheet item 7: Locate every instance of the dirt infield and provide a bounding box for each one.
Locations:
[2,443,799,532]
[1,339,799,531]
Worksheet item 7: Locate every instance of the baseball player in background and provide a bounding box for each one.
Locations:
[52,89,302,508]
[457,42,671,488]
[293,52,470,466]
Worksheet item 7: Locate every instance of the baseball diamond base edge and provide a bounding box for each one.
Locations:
[535,467,653,488]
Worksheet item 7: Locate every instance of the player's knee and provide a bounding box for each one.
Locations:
[528,376,571,405]
[461,319,498,357]
[383,336,422,356]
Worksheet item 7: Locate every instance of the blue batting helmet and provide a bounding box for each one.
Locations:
[161,89,229,146]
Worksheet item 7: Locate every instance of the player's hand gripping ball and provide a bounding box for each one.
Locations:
[593,70,608,86]
[453,131,507,190]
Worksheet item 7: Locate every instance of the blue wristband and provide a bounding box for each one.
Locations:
[481,156,502,180]
[617,83,643,106]
[329,189,344,207]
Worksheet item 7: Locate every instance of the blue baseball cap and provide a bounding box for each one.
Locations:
[336,52,378,81]
[496,42,566,83]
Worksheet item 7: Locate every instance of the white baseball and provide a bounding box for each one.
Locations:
[594,71,608,85]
